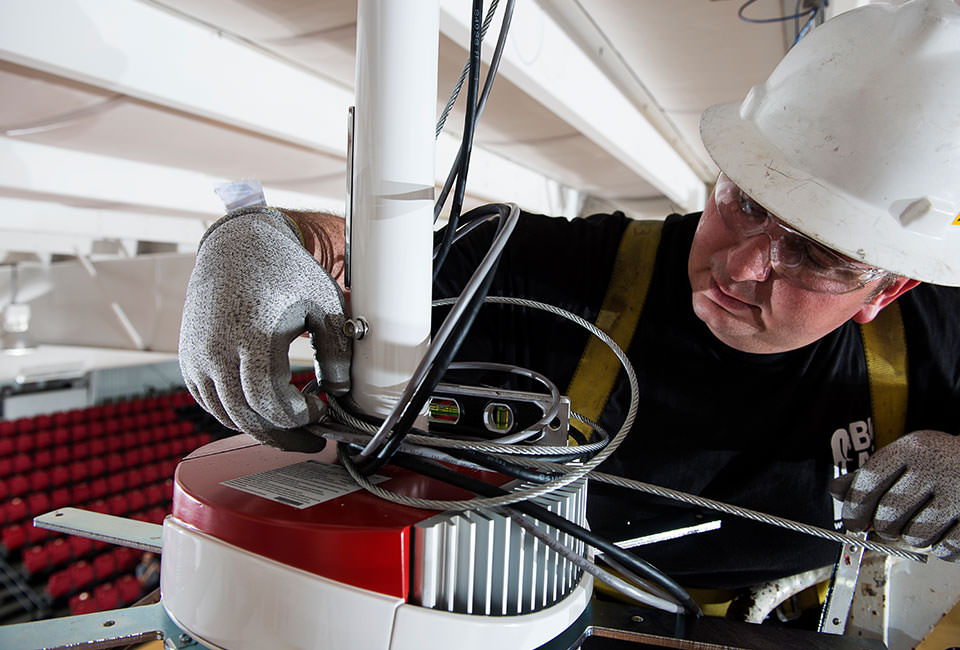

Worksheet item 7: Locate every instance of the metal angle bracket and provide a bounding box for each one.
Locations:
[0,601,193,650]
[33,507,163,553]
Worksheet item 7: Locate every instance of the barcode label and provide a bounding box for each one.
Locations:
[222,460,387,509]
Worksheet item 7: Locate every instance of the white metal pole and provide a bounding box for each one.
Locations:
[350,0,439,417]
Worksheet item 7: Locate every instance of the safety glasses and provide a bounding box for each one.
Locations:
[713,173,887,294]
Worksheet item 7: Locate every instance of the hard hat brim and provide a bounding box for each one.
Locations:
[700,100,960,286]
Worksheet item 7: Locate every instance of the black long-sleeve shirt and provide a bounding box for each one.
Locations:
[433,210,960,588]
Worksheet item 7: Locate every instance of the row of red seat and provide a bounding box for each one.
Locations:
[0,434,209,501]
[22,534,111,577]
[1,475,175,552]
[46,546,141,600]
[20,495,170,580]
[3,502,169,559]
[0,415,192,458]
[68,573,144,615]
[0,429,203,480]
[0,392,196,437]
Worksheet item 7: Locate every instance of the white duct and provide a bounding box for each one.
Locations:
[349,0,439,417]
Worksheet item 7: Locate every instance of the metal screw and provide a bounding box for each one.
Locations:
[102,620,115,628]
[630,615,644,624]
[179,633,193,645]
[832,617,841,625]
[343,317,369,340]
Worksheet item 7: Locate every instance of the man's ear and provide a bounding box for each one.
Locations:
[852,276,920,324]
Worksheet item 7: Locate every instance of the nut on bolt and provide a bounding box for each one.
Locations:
[344,317,369,340]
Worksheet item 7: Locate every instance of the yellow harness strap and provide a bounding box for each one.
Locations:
[859,301,909,450]
[566,220,662,438]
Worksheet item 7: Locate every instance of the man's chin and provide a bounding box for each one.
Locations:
[692,293,770,352]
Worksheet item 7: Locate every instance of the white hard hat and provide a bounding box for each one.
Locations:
[700,0,960,286]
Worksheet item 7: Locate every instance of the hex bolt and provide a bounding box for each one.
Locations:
[343,317,369,340]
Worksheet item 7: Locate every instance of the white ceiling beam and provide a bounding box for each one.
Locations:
[0,0,573,217]
[0,138,343,220]
[0,197,207,247]
[0,0,352,157]
[439,0,706,213]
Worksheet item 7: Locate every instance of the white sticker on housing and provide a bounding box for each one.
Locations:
[221,460,387,509]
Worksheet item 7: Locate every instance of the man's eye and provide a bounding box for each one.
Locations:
[803,241,841,271]
[738,193,768,222]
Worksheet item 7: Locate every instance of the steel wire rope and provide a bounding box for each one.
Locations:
[337,295,640,513]
[435,0,500,138]
[432,0,485,282]
[504,456,927,563]
[356,204,519,462]
[434,0,516,223]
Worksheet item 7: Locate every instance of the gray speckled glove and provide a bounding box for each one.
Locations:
[830,430,960,560]
[178,206,351,451]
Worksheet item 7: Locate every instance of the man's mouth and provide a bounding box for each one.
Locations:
[708,275,756,312]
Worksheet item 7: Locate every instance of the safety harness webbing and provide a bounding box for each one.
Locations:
[565,219,908,451]
[565,220,662,437]
[858,301,908,450]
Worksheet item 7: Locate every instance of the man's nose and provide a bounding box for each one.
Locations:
[726,234,772,283]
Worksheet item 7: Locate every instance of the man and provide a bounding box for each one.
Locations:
[178,0,960,592]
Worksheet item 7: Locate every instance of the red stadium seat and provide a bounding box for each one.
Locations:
[107,494,129,516]
[15,418,35,435]
[53,446,70,467]
[47,537,71,567]
[89,477,109,500]
[68,535,93,559]
[52,427,71,446]
[13,454,31,474]
[114,574,141,603]
[89,438,107,457]
[106,473,126,495]
[87,456,106,479]
[126,490,146,513]
[15,435,34,455]
[26,492,51,517]
[72,441,90,460]
[68,461,89,484]
[93,552,116,580]
[7,474,30,497]
[22,545,48,575]
[46,568,72,599]
[93,582,120,610]
[0,457,11,478]
[35,429,53,449]
[69,591,99,615]
[141,464,160,485]
[50,465,70,488]
[2,498,27,525]
[72,424,90,442]
[50,487,71,510]
[88,421,105,439]
[28,469,50,492]
[72,482,92,505]
[33,448,53,470]
[106,453,124,473]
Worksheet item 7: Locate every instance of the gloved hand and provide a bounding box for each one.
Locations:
[829,430,960,561]
[178,206,351,451]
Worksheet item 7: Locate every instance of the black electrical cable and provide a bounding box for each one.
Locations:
[433,0,484,282]
[738,0,816,24]
[384,449,702,617]
[443,447,563,484]
[357,204,513,475]
[435,0,516,223]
